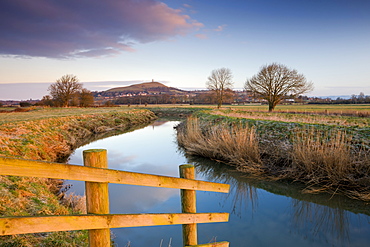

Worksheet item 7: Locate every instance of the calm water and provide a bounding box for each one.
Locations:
[67,120,370,247]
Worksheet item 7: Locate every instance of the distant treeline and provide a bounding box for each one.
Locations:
[100,89,236,106]
[308,92,370,104]
[1,92,369,107]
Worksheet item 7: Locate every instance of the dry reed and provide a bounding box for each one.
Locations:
[291,129,351,184]
[177,116,370,200]
[177,117,262,173]
[61,193,87,214]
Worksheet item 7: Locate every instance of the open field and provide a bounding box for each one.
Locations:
[0,106,139,123]
[211,108,370,127]
[137,103,370,113]
[231,103,370,114]
[1,104,369,122]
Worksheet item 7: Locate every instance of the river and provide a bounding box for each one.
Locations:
[67,120,370,247]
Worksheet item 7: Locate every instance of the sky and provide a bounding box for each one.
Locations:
[0,0,369,100]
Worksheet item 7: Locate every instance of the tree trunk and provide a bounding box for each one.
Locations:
[217,90,222,109]
[268,102,275,112]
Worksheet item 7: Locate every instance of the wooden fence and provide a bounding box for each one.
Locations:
[0,149,230,247]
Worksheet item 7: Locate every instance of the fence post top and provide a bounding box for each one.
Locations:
[180,164,194,169]
[83,149,107,154]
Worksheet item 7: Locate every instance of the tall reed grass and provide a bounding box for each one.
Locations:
[177,116,370,200]
[291,129,351,184]
[177,117,262,174]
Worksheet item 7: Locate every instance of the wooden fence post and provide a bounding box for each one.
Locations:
[83,149,110,247]
[180,164,198,246]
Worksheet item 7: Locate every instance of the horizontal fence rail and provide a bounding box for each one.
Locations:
[0,149,230,246]
[0,156,229,193]
[0,213,229,235]
[186,242,229,247]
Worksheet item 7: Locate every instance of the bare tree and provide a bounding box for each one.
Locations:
[245,63,313,111]
[40,95,54,106]
[206,68,234,108]
[79,88,94,107]
[48,74,83,107]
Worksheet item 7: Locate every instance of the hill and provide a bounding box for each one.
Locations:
[105,81,186,95]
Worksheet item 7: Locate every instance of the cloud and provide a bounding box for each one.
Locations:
[194,24,227,40]
[214,24,227,32]
[182,3,197,14]
[195,33,208,39]
[0,0,203,58]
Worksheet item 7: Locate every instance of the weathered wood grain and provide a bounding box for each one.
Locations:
[0,156,229,193]
[185,242,229,247]
[180,165,198,246]
[0,213,229,236]
[84,149,110,247]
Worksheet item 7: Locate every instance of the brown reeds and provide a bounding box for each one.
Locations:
[291,129,352,185]
[177,116,370,200]
[177,117,262,173]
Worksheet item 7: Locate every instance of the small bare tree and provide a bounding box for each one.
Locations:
[79,88,94,107]
[245,63,313,111]
[48,74,83,107]
[206,68,234,108]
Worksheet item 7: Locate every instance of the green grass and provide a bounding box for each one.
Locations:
[0,106,136,124]
[133,103,370,119]
[225,104,370,113]
[2,104,368,123]
[139,103,369,111]
[211,108,370,127]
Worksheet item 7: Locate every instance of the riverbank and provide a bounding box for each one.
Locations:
[176,109,370,201]
[0,107,157,246]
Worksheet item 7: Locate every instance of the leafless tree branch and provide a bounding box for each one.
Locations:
[206,68,234,108]
[245,63,313,111]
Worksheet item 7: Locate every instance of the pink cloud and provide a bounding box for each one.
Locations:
[0,0,203,58]
[214,25,227,32]
[195,34,208,39]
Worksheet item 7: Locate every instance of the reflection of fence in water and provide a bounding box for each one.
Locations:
[0,149,230,247]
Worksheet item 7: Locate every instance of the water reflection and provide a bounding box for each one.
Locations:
[191,156,258,216]
[67,121,186,246]
[66,120,370,247]
[187,155,370,245]
[60,122,152,163]
[291,200,349,245]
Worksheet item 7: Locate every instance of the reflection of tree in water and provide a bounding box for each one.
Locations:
[184,154,369,245]
[291,200,350,245]
[187,155,258,216]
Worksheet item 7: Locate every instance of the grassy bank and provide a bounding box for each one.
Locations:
[0,107,157,246]
[176,109,370,201]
